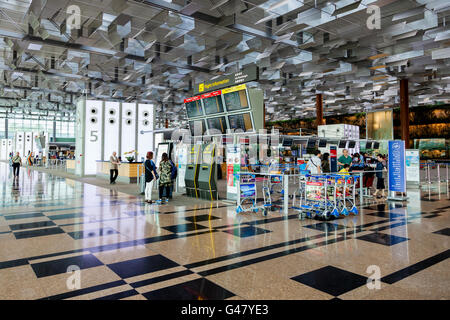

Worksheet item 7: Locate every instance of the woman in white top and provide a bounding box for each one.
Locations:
[306,150,322,174]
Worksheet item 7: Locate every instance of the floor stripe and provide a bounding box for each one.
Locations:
[381,249,450,284]
[39,280,127,300]
[130,270,194,289]
[198,236,348,277]
[94,289,140,300]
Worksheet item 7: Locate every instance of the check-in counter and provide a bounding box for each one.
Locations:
[96,161,143,183]
[66,159,76,173]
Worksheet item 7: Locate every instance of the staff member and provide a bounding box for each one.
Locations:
[338,149,352,170]
[110,151,120,184]
[144,151,158,203]
[12,152,22,178]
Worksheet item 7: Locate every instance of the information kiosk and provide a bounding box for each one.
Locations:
[197,143,217,200]
[184,144,201,197]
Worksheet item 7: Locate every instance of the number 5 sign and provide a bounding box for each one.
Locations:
[84,100,103,175]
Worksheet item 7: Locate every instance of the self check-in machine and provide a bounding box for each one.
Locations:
[185,144,201,197]
[197,143,217,200]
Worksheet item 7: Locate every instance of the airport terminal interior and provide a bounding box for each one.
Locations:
[0,0,449,301]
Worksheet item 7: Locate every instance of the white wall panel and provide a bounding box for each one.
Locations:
[7,139,12,159]
[120,102,137,160]
[84,100,103,175]
[24,132,33,155]
[103,101,120,160]
[0,139,6,160]
[15,132,24,155]
[137,103,155,161]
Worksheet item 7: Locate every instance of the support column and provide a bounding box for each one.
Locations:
[316,93,324,127]
[399,79,410,148]
[165,118,169,128]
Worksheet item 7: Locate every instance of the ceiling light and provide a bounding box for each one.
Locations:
[27,43,42,51]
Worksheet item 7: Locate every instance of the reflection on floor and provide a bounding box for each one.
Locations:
[0,162,449,300]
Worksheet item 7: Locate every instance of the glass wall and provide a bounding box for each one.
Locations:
[0,118,75,139]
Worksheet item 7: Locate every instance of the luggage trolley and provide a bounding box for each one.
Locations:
[235,173,266,214]
[293,174,358,220]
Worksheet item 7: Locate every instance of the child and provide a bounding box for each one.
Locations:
[373,154,385,198]
[339,164,350,175]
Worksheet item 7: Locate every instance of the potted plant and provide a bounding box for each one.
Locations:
[124,150,138,162]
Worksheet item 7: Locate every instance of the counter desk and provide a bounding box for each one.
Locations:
[96,161,144,183]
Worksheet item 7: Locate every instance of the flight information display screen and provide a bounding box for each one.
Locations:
[207,116,227,134]
[203,91,224,115]
[224,89,249,112]
[228,113,253,131]
[189,119,206,136]
[185,98,203,118]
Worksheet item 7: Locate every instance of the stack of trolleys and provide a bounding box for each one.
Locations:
[293,174,359,220]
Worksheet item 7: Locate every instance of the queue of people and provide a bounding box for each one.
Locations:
[305,149,387,198]
[110,151,177,205]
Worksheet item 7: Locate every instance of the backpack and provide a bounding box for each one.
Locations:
[169,160,177,180]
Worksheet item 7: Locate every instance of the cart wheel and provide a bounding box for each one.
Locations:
[263,209,268,216]
[322,211,331,221]
[253,208,259,213]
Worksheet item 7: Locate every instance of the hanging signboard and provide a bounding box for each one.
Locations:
[388,140,406,193]
[194,65,258,94]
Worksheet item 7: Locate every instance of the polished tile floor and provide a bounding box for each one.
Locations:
[0,162,449,300]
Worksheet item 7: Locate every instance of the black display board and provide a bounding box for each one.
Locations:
[228,113,253,131]
[203,96,224,115]
[207,116,227,134]
[185,100,203,118]
[224,90,249,112]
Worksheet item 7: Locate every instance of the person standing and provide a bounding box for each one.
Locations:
[144,151,158,204]
[373,154,386,198]
[12,152,22,178]
[306,150,322,174]
[157,153,173,204]
[110,151,120,184]
[337,149,352,170]
[321,152,330,173]
[168,157,177,199]
[27,151,33,166]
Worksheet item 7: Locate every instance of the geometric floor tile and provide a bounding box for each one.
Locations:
[3,212,46,220]
[141,278,235,300]
[107,255,179,279]
[291,265,367,297]
[8,220,56,231]
[357,232,409,246]
[30,254,104,278]
[184,214,222,223]
[221,226,272,238]
[303,222,346,233]
[432,228,450,236]
[162,223,208,233]
[13,227,66,239]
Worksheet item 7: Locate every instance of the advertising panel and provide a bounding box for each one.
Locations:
[388,140,406,193]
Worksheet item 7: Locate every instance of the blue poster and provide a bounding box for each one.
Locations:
[388,140,406,192]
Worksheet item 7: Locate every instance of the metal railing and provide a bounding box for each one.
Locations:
[420,162,450,184]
